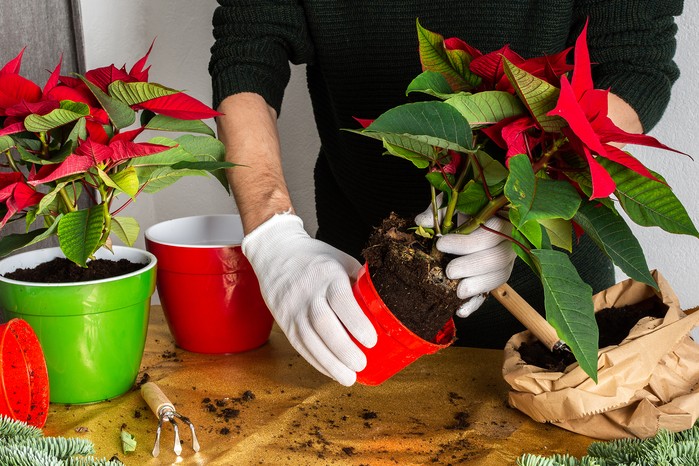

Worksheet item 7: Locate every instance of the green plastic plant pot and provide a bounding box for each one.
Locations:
[0,246,156,404]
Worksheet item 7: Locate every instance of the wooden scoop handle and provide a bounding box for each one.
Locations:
[492,283,561,351]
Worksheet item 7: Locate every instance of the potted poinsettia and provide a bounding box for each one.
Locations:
[351,19,697,384]
[0,45,234,403]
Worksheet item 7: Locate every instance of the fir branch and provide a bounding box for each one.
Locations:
[0,415,43,442]
[0,416,123,466]
[517,421,699,466]
[12,437,95,460]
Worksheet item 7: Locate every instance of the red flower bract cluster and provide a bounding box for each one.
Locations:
[0,41,234,268]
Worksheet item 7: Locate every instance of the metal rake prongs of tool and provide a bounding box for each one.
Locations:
[141,381,201,457]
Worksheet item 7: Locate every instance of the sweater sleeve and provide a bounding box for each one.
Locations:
[571,0,683,132]
[209,0,314,115]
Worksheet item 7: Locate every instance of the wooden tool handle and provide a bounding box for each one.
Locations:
[492,283,560,351]
[141,382,174,416]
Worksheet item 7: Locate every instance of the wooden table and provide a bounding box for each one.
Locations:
[43,306,593,465]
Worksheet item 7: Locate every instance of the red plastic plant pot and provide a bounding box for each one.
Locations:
[352,263,456,385]
[0,319,49,427]
[145,215,274,354]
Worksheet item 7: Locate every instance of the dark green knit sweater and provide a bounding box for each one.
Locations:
[209,0,682,348]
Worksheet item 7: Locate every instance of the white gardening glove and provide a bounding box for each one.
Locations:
[415,197,516,318]
[241,212,378,386]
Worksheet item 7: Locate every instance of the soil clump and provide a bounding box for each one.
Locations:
[361,212,465,341]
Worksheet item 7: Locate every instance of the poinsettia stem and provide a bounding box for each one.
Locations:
[430,184,442,236]
[441,164,471,234]
[532,137,566,173]
[453,194,508,235]
[480,221,530,254]
[38,132,49,157]
[110,182,148,217]
[467,151,493,200]
[57,188,77,213]
[4,151,20,173]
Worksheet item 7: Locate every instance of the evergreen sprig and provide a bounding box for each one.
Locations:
[0,415,123,466]
[517,421,699,465]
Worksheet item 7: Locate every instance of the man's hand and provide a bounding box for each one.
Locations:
[242,213,378,386]
[415,202,515,318]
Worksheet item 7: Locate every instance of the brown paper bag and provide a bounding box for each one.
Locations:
[502,271,699,440]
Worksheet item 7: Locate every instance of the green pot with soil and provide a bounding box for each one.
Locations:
[502,271,699,440]
[0,246,156,404]
[354,214,459,385]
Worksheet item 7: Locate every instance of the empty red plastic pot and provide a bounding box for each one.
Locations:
[0,319,49,427]
[352,263,455,385]
[145,215,273,353]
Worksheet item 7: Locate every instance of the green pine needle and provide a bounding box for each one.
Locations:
[517,421,699,466]
[0,415,122,466]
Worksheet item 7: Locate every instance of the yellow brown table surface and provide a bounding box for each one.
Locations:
[43,306,593,465]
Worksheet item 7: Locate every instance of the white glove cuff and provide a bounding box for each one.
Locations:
[241,212,305,257]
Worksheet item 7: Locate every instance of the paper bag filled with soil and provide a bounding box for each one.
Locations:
[502,270,699,440]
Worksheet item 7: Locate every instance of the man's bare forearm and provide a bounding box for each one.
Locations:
[216,93,294,234]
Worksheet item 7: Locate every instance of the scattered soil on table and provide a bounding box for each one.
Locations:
[3,257,146,283]
[518,295,669,371]
[201,390,256,435]
[362,212,466,341]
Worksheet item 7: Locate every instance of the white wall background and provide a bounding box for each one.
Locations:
[80,1,699,313]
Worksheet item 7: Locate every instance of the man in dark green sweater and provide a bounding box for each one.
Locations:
[209,1,683,386]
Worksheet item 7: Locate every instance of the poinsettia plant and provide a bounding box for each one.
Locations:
[352,19,698,381]
[0,44,234,267]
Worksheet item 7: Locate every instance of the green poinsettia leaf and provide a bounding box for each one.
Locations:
[425,170,454,193]
[0,220,60,258]
[574,200,656,288]
[473,150,508,187]
[533,248,598,382]
[171,160,236,171]
[0,135,16,152]
[455,181,489,216]
[505,153,581,227]
[539,217,573,252]
[362,101,473,153]
[134,135,232,193]
[406,71,459,100]
[35,182,82,217]
[446,91,525,128]
[111,216,140,247]
[79,75,136,129]
[511,228,536,271]
[24,102,89,133]
[108,81,178,106]
[97,166,140,199]
[564,167,616,210]
[57,206,106,267]
[66,117,88,151]
[144,114,215,136]
[598,158,699,237]
[502,58,566,133]
[516,220,544,249]
[416,19,481,91]
[382,141,433,169]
